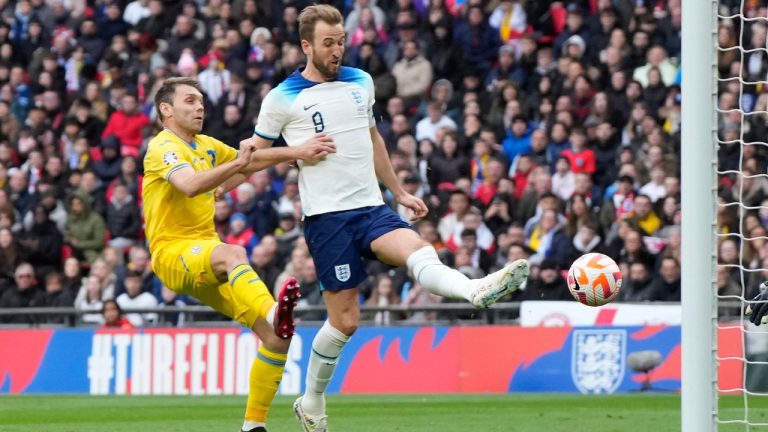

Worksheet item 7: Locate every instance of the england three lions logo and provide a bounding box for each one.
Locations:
[348,89,364,106]
[335,264,351,282]
[571,329,626,394]
[348,89,366,115]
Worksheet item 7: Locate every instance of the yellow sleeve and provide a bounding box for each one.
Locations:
[209,137,238,166]
[145,138,192,181]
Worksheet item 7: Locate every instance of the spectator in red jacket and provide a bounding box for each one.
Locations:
[561,127,596,175]
[474,158,505,206]
[226,212,258,257]
[101,299,134,329]
[100,93,150,158]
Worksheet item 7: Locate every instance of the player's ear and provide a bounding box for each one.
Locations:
[301,39,312,57]
[159,101,173,119]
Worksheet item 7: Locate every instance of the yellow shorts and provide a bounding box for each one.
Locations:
[151,239,262,327]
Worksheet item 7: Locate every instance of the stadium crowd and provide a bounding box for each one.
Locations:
[0,0,750,325]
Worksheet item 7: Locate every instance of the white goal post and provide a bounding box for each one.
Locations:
[685,0,768,430]
[681,0,717,431]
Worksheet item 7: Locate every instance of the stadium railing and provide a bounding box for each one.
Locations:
[0,301,745,328]
[0,303,514,327]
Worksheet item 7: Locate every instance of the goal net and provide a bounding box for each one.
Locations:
[705,0,768,430]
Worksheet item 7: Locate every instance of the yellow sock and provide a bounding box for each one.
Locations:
[228,264,276,325]
[245,345,287,423]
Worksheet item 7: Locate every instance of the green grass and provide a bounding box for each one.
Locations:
[0,394,765,432]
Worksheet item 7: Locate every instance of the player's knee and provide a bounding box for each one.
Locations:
[223,244,249,269]
[336,322,358,337]
[404,239,432,256]
[334,311,359,336]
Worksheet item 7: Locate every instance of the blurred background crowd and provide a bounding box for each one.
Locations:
[0,0,754,326]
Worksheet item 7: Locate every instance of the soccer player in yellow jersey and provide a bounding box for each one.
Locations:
[142,77,335,432]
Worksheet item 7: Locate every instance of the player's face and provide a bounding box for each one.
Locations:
[307,21,345,79]
[170,84,205,134]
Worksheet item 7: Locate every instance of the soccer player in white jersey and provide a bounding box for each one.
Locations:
[219,5,529,431]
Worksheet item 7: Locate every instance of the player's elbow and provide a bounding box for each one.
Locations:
[176,182,202,198]
[169,170,203,197]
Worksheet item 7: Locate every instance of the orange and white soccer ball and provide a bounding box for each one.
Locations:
[566,253,622,307]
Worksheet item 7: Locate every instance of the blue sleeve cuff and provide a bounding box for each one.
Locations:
[254,129,279,141]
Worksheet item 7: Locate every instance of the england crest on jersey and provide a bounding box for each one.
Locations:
[335,264,351,282]
[348,89,364,106]
[347,88,366,115]
[571,329,626,394]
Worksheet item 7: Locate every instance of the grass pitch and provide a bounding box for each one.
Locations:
[0,394,765,432]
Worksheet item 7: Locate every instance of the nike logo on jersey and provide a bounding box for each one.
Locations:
[303,103,319,111]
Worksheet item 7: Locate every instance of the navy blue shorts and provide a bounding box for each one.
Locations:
[303,205,414,291]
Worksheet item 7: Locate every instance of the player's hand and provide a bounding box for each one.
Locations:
[214,185,226,201]
[397,193,429,221]
[746,282,768,325]
[297,134,336,163]
[237,138,257,167]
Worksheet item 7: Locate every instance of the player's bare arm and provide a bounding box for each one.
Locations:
[240,134,336,173]
[167,140,256,197]
[155,80,262,198]
[370,126,428,221]
[214,134,337,199]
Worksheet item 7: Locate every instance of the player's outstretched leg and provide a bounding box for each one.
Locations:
[229,264,299,339]
[221,248,299,339]
[406,246,529,308]
[227,263,277,321]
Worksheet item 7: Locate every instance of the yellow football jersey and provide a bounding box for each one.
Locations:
[143,129,238,254]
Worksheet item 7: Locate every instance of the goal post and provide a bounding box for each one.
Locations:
[681,0,718,431]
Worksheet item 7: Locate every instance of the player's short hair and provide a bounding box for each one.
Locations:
[298,4,343,44]
[154,77,204,122]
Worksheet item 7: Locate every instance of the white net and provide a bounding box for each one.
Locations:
[716,1,768,429]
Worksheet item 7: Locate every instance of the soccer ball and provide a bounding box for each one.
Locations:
[566,253,622,307]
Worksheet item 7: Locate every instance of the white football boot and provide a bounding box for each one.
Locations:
[469,259,530,308]
[293,396,328,432]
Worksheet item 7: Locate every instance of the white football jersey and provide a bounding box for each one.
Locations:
[255,67,383,216]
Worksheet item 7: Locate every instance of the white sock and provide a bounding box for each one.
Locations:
[241,420,265,431]
[302,321,349,416]
[266,304,276,328]
[407,246,474,301]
